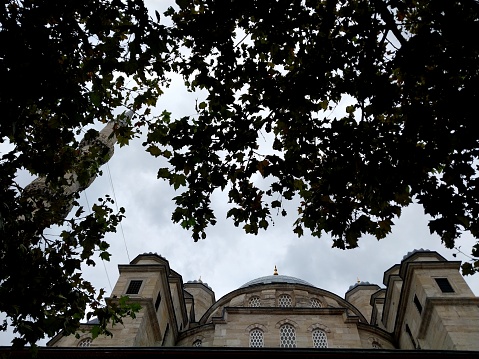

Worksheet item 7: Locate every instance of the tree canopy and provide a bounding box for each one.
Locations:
[148,0,479,273]
[1,0,479,348]
[0,0,169,347]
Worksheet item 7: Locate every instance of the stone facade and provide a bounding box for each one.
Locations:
[47,250,479,351]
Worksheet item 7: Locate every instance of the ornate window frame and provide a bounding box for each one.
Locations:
[248,295,261,307]
[312,329,328,348]
[249,328,264,348]
[77,338,92,347]
[277,293,293,307]
[310,297,323,308]
[279,323,297,348]
[192,334,205,347]
[368,336,383,349]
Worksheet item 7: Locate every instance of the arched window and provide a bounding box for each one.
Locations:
[77,338,92,347]
[249,328,264,347]
[278,294,292,307]
[312,329,328,348]
[192,339,202,347]
[310,298,322,308]
[249,296,261,307]
[280,324,296,348]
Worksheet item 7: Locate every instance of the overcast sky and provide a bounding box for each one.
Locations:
[1,0,478,347]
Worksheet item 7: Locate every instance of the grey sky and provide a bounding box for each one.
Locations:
[1,0,478,347]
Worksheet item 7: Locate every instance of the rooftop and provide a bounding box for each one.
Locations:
[239,274,315,288]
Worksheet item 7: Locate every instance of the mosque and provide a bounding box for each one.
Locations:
[46,248,479,355]
[7,122,477,357]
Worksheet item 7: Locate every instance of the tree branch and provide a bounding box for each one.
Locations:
[374,0,407,47]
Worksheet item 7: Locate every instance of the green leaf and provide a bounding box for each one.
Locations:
[346,105,355,114]
[147,145,162,157]
[100,251,111,261]
[271,200,281,208]
[91,325,101,340]
[90,92,101,107]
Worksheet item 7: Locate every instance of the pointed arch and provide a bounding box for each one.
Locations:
[275,318,298,329]
[245,323,268,333]
[308,322,331,333]
[312,329,328,348]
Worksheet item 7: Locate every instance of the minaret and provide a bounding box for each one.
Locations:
[22,112,131,230]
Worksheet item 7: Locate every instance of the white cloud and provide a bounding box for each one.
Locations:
[2,0,478,346]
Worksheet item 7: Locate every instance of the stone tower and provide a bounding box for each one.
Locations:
[380,250,479,350]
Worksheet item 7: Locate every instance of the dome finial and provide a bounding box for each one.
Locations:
[357,277,360,283]
[273,265,278,275]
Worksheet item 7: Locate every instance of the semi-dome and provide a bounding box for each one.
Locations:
[402,248,431,260]
[239,274,314,288]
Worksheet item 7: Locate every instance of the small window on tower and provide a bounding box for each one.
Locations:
[126,280,143,294]
[413,294,423,314]
[155,291,162,311]
[434,278,454,293]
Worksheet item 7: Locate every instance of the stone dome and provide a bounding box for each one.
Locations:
[402,248,431,260]
[186,279,212,290]
[239,274,314,288]
[347,281,373,291]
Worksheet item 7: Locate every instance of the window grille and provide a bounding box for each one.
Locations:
[310,298,322,308]
[280,324,296,348]
[312,329,328,348]
[249,296,261,307]
[278,294,292,307]
[77,338,92,347]
[126,280,143,295]
[193,339,202,347]
[249,329,264,347]
[435,278,454,293]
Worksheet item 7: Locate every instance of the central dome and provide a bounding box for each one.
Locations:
[239,274,314,288]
